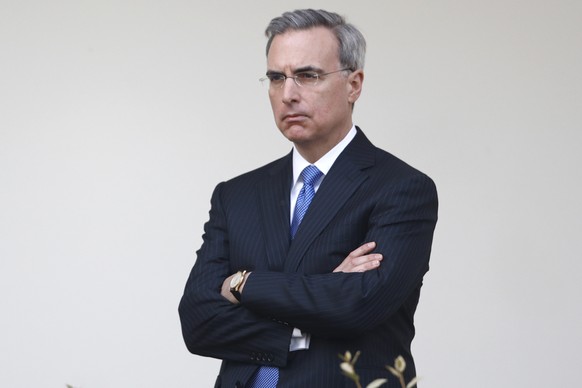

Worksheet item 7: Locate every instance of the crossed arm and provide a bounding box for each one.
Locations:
[179,173,437,363]
[220,242,383,304]
[215,173,437,338]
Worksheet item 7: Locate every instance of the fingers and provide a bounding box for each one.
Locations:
[333,242,383,273]
[346,253,383,272]
[347,241,376,259]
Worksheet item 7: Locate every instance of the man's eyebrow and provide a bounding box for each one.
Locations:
[265,69,283,75]
[265,66,323,75]
[294,66,322,73]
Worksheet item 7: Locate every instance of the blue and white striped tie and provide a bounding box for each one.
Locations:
[290,165,323,239]
[247,365,280,388]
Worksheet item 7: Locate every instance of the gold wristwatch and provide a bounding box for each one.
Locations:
[229,270,247,301]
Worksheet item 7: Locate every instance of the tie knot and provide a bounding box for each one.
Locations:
[301,165,322,187]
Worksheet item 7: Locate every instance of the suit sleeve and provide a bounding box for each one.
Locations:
[178,182,293,366]
[241,173,438,338]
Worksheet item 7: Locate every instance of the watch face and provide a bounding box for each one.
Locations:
[230,272,242,288]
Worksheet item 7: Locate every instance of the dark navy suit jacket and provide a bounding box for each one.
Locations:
[179,128,438,387]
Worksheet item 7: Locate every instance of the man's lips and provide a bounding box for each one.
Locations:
[282,113,307,122]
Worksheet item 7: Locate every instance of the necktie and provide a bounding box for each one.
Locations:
[247,165,322,388]
[290,165,323,239]
[247,366,279,388]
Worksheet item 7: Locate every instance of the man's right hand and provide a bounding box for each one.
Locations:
[333,242,382,273]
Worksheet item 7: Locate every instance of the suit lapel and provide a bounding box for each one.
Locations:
[257,152,293,271]
[284,129,376,272]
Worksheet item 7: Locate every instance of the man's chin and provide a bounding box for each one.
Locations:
[279,125,312,142]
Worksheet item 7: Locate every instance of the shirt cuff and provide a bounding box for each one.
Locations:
[289,327,311,351]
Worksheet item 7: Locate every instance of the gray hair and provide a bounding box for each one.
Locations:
[265,9,366,71]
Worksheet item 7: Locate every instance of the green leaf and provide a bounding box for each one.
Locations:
[340,361,355,375]
[406,377,419,388]
[386,365,400,378]
[394,356,406,373]
[366,378,388,388]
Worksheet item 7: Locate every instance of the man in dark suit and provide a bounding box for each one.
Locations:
[179,9,438,388]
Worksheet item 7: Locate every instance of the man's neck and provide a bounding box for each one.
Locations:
[294,125,354,163]
[292,126,357,177]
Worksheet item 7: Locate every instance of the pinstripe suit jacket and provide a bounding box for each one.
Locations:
[179,128,438,387]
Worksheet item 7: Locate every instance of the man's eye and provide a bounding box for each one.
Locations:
[296,72,319,80]
[268,74,286,82]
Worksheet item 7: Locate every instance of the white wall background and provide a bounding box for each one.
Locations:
[1,1,580,387]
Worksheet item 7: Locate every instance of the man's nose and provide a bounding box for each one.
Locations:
[281,77,300,104]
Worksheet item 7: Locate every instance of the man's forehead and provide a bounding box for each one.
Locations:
[266,28,339,71]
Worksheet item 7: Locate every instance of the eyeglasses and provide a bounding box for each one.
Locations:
[259,68,352,89]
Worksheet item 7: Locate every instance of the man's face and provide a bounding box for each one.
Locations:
[266,27,363,160]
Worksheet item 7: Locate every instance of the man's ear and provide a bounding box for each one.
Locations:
[347,69,364,104]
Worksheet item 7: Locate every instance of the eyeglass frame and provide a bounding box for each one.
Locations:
[259,68,353,89]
